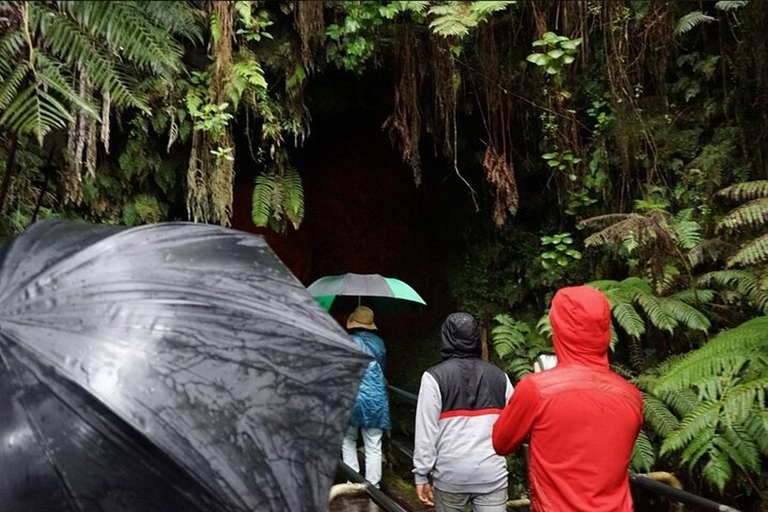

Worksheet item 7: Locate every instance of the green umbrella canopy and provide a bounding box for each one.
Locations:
[307,273,426,311]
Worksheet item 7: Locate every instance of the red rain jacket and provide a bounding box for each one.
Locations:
[493,286,643,512]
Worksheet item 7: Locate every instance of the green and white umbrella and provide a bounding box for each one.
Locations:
[307,273,426,311]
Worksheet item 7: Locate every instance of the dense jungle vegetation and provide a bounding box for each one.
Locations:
[0,1,766,509]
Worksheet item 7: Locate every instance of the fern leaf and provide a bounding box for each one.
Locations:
[536,314,552,339]
[698,270,768,313]
[469,1,516,15]
[721,378,768,424]
[701,446,732,493]
[672,209,703,250]
[0,61,29,112]
[673,288,716,305]
[717,198,768,232]
[716,180,768,201]
[613,302,646,338]
[675,11,715,36]
[636,291,677,332]
[661,400,718,455]
[654,317,768,392]
[727,233,768,268]
[743,415,768,457]
[32,2,147,109]
[142,0,203,42]
[251,173,275,227]
[630,430,656,472]
[57,1,183,78]
[687,238,734,267]
[715,1,749,11]
[719,425,760,473]
[642,393,680,437]
[492,314,530,358]
[283,167,305,229]
[660,297,710,332]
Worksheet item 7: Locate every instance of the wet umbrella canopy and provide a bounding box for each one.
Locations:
[0,220,370,512]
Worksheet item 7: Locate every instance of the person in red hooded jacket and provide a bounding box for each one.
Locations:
[492,286,643,512]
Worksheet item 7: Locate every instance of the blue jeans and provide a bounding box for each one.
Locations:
[433,486,508,512]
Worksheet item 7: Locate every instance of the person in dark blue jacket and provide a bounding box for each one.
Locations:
[341,306,391,488]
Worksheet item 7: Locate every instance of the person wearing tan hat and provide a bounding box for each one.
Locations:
[341,306,391,488]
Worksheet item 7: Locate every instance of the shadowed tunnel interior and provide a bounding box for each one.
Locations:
[230,69,477,385]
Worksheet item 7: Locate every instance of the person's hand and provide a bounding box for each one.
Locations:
[416,483,434,507]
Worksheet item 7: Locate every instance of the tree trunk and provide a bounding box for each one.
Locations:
[0,134,19,214]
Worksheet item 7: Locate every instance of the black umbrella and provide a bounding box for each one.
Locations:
[0,220,369,512]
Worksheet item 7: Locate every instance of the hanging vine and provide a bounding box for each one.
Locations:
[383,25,425,186]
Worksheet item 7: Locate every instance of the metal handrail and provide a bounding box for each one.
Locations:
[337,461,409,512]
[387,385,742,512]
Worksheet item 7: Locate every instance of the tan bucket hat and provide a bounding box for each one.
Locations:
[346,306,377,330]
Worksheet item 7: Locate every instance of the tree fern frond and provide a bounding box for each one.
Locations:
[743,415,768,457]
[34,54,99,119]
[56,1,183,78]
[0,84,72,144]
[252,173,275,227]
[613,302,645,338]
[727,233,768,268]
[469,1,516,15]
[721,378,768,424]
[673,288,716,305]
[0,61,28,111]
[715,1,749,11]
[675,11,715,36]
[717,198,768,232]
[492,314,530,358]
[702,446,732,493]
[660,297,710,332]
[630,430,656,472]
[716,180,768,201]
[283,167,305,229]
[0,28,26,69]
[719,425,760,473]
[654,317,768,392]
[142,0,203,42]
[681,425,716,469]
[672,209,703,250]
[687,238,735,267]
[32,2,147,109]
[698,269,768,312]
[636,291,677,332]
[642,393,680,436]
[661,400,718,454]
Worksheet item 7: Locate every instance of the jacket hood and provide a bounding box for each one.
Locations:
[441,313,481,360]
[549,286,611,368]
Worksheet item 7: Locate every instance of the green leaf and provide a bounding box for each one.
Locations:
[565,249,582,259]
[526,53,550,66]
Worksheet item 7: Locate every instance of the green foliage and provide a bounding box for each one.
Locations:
[714,1,749,11]
[251,167,305,232]
[0,1,197,142]
[716,180,768,202]
[589,278,710,337]
[699,269,768,314]
[122,194,167,226]
[491,313,551,380]
[717,198,768,233]
[539,232,582,270]
[225,53,268,109]
[527,32,582,75]
[646,317,768,492]
[428,1,515,39]
[631,430,657,472]
[675,11,715,36]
